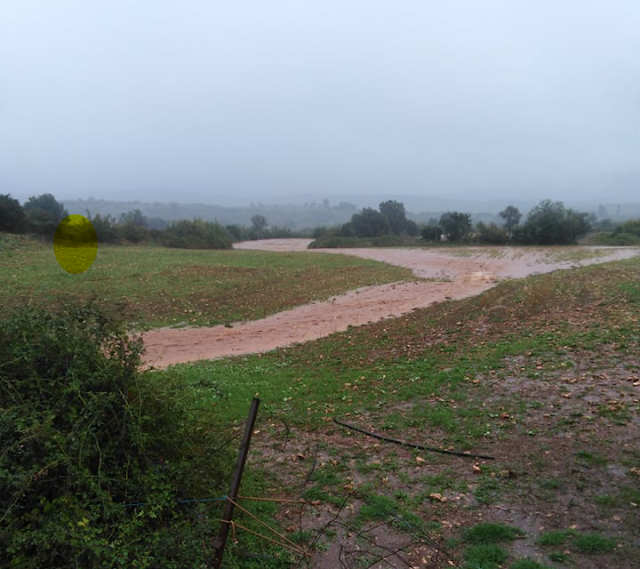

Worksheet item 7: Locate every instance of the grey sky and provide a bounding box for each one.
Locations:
[1,1,639,206]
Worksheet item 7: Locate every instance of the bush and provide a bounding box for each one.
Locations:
[617,219,640,237]
[440,211,472,242]
[0,194,27,233]
[515,200,592,245]
[0,303,231,567]
[89,213,119,243]
[476,222,509,244]
[162,218,232,249]
[590,231,640,246]
[23,193,69,239]
[421,225,442,241]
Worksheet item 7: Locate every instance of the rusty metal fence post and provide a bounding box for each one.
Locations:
[212,397,261,569]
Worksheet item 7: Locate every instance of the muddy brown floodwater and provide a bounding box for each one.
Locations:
[141,240,640,368]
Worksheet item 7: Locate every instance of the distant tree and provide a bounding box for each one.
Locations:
[225,224,246,241]
[89,213,118,243]
[116,209,149,243]
[119,209,147,227]
[499,205,522,236]
[476,221,508,244]
[337,202,357,212]
[163,219,232,249]
[439,211,472,242]
[23,193,68,238]
[251,214,267,232]
[379,200,409,235]
[421,225,442,241]
[349,207,390,237]
[597,204,609,219]
[405,219,420,237]
[515,200,592,245]
[594,218,616,232]
[146,217,168,231]
[617,219,640,237]
[0,194,26,233]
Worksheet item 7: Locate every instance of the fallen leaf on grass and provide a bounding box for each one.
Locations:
[428,493,447,503]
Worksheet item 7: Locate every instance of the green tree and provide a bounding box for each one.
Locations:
[251,214,267,232]
[476,221,508,244]
[89,213,119,243]
[499,205,522,236]
[440,211,472,242]
[23,193,68,238]
[349,207,390,237]
[0,194,26,233]
[516,200,592,245]
[421,225,442,241]
[379,200,408,235]
[118,209,147,227]
[117,209,149,242]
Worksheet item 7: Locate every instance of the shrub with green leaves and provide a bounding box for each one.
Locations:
[0,303,231,567]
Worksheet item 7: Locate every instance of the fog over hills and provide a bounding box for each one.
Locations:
[63,193,640,231]
[3,2,640,214]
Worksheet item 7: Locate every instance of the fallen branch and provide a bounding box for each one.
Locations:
[333,418,494,461]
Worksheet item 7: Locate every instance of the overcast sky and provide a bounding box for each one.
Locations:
[1,1,639,206]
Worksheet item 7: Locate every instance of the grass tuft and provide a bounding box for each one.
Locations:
[464,544,508,569]
[463,522,525,545]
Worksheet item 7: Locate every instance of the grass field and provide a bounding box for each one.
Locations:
[4,233,639,567]
[150,256,640,568]
[0,234,413,329]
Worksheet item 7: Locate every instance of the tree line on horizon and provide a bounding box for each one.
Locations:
[2,192,640,249]
[0,193,294,249]
[310,199,640,247]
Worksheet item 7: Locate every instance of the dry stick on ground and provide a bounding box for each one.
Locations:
[300,444,320,489]
[333,418,495,461]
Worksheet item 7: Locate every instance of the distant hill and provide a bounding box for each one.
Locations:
[64,198,358,230]
[63,196,640,230]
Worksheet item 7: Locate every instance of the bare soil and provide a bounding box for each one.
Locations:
[141,240,639,368]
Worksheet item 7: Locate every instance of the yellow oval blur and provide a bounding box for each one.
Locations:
[54,215,98,274]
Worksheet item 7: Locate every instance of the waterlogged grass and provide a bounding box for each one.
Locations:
[0,236,413,328]
[541,247,614,263]
[150,256,640,566]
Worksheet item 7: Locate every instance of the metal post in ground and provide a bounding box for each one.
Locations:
[212,397,261,569]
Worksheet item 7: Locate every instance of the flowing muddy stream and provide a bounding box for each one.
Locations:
[141,241,639,368]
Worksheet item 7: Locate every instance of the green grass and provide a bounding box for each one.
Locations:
[509,560,552,569]
[464,544,508,569]
[537,530,615,555]
[7,233,638,566]
[355,494,399,524]
[463,523,525,545]
[547,551,571,563]
[0,237,413,328]
[158,256,639,565]
[574,451,608,466]
[536,530,575,547]
[573,533,616,554]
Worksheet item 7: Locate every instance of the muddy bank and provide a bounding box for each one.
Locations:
[141,241,639,368]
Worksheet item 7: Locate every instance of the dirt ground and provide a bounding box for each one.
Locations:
[141,240,639,368]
